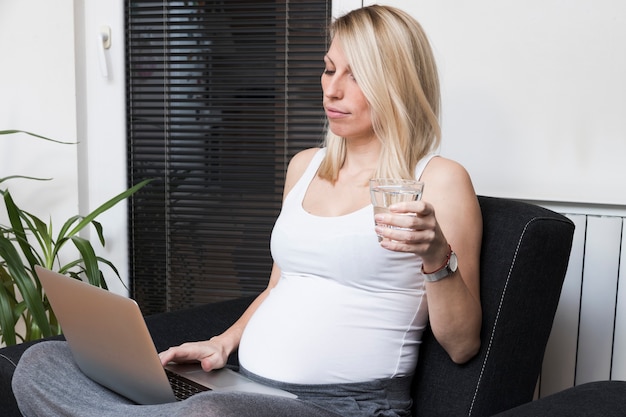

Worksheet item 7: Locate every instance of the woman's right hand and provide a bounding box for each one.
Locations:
[158,264,281,373]
[158,336,229,372]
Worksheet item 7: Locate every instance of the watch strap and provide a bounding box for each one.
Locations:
[421,245,455,282]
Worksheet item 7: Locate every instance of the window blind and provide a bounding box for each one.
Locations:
[125,0,330,315]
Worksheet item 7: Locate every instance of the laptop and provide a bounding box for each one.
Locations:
[35,266,297,404]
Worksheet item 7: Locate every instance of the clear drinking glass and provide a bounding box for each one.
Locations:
[369,178,424,241]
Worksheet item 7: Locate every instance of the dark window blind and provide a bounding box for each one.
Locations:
[125,1,330,315]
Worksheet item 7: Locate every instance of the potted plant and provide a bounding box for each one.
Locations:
[0,130,150,346]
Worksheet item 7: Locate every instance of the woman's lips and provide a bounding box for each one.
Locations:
[325,106,349,119]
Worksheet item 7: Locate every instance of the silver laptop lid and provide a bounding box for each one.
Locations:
[36,266,177,404]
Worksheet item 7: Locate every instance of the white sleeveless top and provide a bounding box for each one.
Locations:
[238,149,436,384]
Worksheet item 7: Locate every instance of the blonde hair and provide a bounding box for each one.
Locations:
[318,5,441,182]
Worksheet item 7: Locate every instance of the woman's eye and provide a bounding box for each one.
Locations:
[323,69,335,75]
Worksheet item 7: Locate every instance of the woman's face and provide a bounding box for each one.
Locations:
[322,37,375,142]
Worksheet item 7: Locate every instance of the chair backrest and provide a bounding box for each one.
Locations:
[412,196,575,416]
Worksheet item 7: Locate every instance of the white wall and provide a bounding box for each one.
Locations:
[75,0,129,295]
[0,0,128,294]
[340,0,626,206]
[0,0,79,224]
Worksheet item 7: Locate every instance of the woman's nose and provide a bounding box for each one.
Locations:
[323,75,343,99]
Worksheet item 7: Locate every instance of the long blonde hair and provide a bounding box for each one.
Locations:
[318,5,441,182]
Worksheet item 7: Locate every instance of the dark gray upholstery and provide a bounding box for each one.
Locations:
[2,196,625,416]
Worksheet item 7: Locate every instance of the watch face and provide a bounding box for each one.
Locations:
[449,252,458,272]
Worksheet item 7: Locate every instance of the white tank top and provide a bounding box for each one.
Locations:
[238,149,435,384]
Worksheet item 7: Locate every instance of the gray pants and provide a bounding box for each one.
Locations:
[12,341,412,417]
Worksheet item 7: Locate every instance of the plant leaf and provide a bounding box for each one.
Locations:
[91,220,105,246]
[0,130,75,145]
[15,210,51,267]
[66,179,153,238]
[0,175,52,186]
[0,262,18,346]
[70,236,101,287]
[0,238,51,338]
[56,214,81,244]
[3,191,40,268]
[57,259,82,274]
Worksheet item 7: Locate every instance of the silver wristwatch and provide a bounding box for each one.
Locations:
[422,248,458,282]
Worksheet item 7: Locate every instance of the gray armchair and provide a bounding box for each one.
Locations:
[2,196,625,416]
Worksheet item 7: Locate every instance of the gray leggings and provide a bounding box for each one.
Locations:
[12,341,413,417]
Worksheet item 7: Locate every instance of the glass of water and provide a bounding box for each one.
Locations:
[370,178,424,241]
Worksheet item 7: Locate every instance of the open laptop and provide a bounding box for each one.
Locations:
[35,266,296,404]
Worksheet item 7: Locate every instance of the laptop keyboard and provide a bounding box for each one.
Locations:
[165,369,211,401]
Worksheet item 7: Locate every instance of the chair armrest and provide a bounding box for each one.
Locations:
[492,380,626,417]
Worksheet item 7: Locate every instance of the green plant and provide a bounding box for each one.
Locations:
[0,130,150,346]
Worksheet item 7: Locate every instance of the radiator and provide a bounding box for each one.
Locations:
[539,205,626,397]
